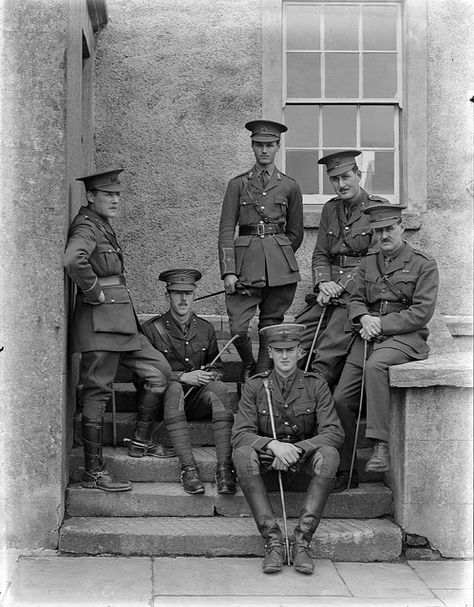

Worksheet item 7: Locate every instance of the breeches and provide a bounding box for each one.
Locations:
[226,283,297,335]
[333,337,414,468]
[163,379,231,421]
[232,443,339,487]
[81,333,171,418]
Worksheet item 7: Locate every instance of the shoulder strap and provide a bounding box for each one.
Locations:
[153,318,194,371]
[375,254,411,305]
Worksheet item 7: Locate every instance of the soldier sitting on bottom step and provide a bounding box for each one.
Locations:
[231,324,344,575]
[133,268,236,496]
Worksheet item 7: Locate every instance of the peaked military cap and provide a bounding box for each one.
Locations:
[363,203,407,229]
[259,323,306,348]
[318,150,361,177]
[76,169,124,192]
[245,120,288,142]
[159,268,202,291]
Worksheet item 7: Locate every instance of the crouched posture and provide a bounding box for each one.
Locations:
[231,324,344,574]
[136,269,236,495]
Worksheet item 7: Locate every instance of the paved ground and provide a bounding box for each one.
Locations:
[1,552,472,607]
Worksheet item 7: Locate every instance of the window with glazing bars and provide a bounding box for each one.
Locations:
[282,1,401,205]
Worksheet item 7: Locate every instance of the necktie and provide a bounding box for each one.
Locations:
[260,170,269,189]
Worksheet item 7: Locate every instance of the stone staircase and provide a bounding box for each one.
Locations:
[59,317,403,561]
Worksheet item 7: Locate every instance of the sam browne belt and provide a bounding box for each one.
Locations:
[239,223,284,237]
[98,274,126,287]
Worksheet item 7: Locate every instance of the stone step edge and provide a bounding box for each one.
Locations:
[59,516,402,561]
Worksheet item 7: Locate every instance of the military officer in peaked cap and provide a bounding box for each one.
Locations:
[333,203,438,479]
[137,269,236,495]
[294,152,388,435]
[232,323,344,574]
[65,169,172,492]
[218,120,304,384]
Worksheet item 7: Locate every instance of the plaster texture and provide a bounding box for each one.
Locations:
[0,0,69,548]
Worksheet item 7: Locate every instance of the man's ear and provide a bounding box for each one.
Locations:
[267,346,274,361]
[85,190,95,204]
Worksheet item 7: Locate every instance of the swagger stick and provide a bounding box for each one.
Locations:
[263,378,291,566]
[304,305,327,373]
[183,334,239,399]
[347,339,368,490]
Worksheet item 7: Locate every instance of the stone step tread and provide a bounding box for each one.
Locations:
[69,446,383,484]
[66,481,393,519]
[59,516,402,561]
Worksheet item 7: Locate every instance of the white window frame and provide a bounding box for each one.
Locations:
[263,0,428,213]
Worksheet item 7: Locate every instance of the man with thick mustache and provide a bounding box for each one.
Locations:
[333,203,438,476]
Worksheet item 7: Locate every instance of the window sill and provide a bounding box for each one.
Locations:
[303,209,423,230]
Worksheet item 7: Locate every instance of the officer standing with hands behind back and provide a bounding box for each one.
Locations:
[218,120,304,383]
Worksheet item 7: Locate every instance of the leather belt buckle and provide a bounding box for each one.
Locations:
[339,255,347,268]
[380,300,388,314]
[257,223,265,238]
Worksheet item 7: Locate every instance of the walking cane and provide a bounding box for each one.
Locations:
[183,334,239,399]
[263,378,291,566]
[347,339,368,490]
[111,388,117,448]
[304,306,327,373]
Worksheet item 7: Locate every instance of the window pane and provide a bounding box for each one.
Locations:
[322,105,356,147]
[363,53,397,98]
[285,105,319,147]
[286,5,320,50]
[321,149,340,195]
[324,5,358,51]
[362,5,397,51]
[287,53,321,98]
[361,151,394,194]
[325,53,358,98]
[361,106,394,147]
[286,150,318,195]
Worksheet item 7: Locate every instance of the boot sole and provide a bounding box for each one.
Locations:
[294,565,314,575]
[365,464,389,472]
[262,567,283,574]
[81,483,132,492]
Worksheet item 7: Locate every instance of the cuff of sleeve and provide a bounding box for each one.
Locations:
[252,436,273,451]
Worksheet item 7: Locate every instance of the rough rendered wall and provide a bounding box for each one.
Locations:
[423,0,473,316]
[94,0,262,316]
[0,0,68,548]
[95,0,473,319]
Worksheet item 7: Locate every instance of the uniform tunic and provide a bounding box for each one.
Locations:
[295,189,382,384]
[65,206,140,352]
[218,166,304,286]
[141,311,230,419]
[333,242,439,465]
[232,369,344,458]
[64,205,171,417]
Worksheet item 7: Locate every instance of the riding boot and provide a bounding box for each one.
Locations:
[254,333,273,375]
[234,334,256,382]
[291,475,334,574]
[165,412,204,494]
[81,415,131,492]
[212,410,236,494]
[127,389,168,457]
[239,474,285,573]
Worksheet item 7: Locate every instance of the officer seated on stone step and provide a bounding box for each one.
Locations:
[231,324,344,575]
[132,268,236,496]
[332,203,439,491]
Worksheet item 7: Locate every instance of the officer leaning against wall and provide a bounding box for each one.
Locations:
[64,169,171,492]
[333,203,439,482]
[218,119,304,382]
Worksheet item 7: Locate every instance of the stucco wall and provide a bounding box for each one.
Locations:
[94,0,473,320]
[0,0,69,548]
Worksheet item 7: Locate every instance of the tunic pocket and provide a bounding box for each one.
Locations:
[274,233,299,272]
[92,286,137,334]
